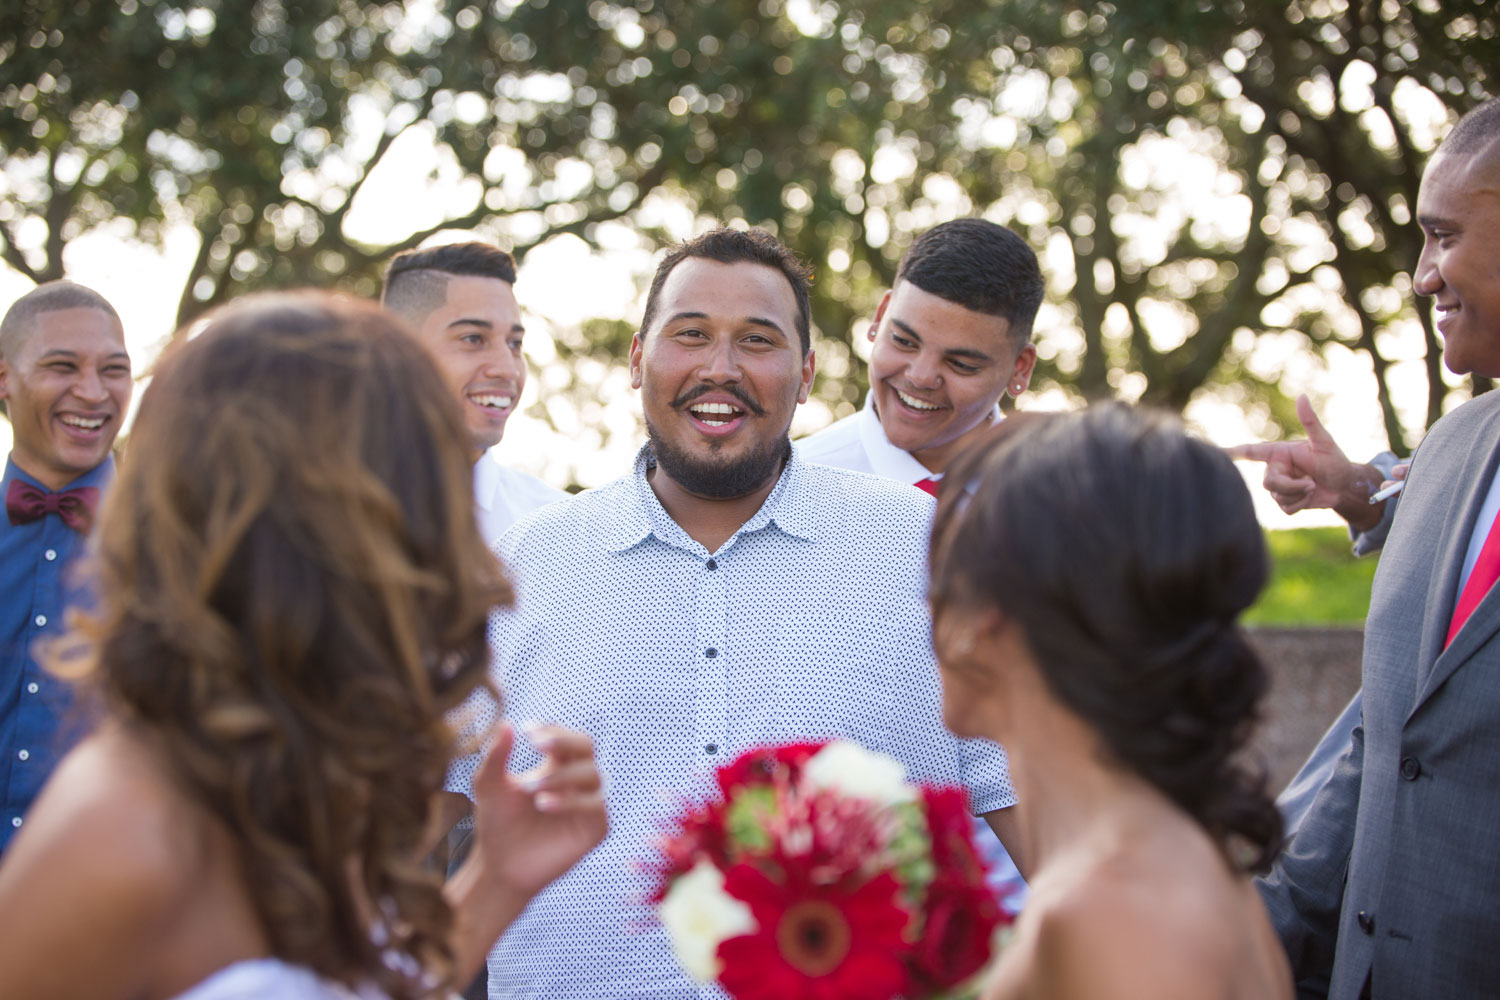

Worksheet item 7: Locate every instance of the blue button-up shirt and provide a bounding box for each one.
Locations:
[0,456,111,851]
[448,445,1015,999]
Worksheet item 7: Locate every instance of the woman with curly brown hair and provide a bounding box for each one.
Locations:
[0,293,606,999]
[927,404,1292,999]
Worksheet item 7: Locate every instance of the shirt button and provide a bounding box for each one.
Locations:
[34,614,47,627]
[26,683,39,695]
[9,817,20,829]
[1399,756,1421,781]
[44,549,57,561]
[706,559,717,570]
[16,750,28,762]
[1357,910,1374,935]
[705,744,717,755]
[705,648,717,658]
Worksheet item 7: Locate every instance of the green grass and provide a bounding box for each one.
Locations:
[1244,527,1377,626]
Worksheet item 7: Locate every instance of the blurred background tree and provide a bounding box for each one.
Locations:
[2,0,1495,467]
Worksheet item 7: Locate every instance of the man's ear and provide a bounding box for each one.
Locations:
[867,289,894,343]
[1007,343,1037,396]
[798,348,816,405]
[628,331,644,389]
[0,357,10,406]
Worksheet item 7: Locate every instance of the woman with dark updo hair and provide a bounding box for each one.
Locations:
[0,293,606,999]
[928,404,1292,999]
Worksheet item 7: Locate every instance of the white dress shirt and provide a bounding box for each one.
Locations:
[447,445,1015,999]
[472,453,568,548]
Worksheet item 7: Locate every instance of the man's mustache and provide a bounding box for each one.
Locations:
[670,383,766,417]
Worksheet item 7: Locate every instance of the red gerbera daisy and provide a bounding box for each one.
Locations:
[717,862,911,1000]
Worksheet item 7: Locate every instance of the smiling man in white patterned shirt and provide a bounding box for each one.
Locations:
[444,227,1022,999]
[383,242,565,546]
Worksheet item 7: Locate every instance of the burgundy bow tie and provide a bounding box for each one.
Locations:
[5,479,100,534]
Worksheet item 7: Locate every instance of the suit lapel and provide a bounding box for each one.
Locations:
[1413,405,1500,715]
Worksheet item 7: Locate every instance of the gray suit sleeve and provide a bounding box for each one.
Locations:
[1257,707,1365,983]
[1351,451,1401,557]
[1276,691,1362,834]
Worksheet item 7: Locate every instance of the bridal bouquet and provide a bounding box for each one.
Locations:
[654,740,1008,1000]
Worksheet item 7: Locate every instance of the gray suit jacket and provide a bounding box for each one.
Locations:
[1259,389,1500,998]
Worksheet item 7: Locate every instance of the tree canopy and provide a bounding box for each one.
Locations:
[2,0,1495,455]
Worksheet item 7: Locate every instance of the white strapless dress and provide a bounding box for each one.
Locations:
[169,959,388,1000]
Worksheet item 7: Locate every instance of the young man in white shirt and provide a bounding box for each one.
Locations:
[799,218,1044,910]
[382,242,565,545]
[444,227,1022,999]
[798,218,1043,494]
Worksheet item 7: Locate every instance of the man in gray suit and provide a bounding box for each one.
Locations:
[1257,97,1500,998]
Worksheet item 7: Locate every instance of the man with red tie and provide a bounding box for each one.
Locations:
[797,218,1044,913]
[1256,97,1500,999]
[0,281,131,851]
[797,218,1043,496]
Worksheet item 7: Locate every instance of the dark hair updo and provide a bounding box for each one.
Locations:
[929,403,1282,871]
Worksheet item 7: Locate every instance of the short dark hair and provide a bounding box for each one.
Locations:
[1441,96,1500,157]
[894,219,1044,343]
[929,404,1280,872]
[0,280,121,361]
[639,228,814,355]
[381,242,517,326]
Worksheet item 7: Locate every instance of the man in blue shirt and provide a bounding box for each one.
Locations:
[0,280,132,851]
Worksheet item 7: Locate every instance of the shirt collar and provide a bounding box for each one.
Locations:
[2,454,115,493]
[473,452,500,513]
[858,392,1004,484]
[605,443,818,555]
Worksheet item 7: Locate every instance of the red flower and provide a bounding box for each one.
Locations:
[717,863,911,1000]
[716,742,824,797]
[907,786,1007,990]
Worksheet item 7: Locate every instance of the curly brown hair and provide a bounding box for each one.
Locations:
[929,404,1283,872]
[62,292,512,997]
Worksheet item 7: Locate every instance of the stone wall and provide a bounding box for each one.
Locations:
[1246,627,1364,793]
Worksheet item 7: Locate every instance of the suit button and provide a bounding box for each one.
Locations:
[1357,910,1374,935]
[1400,756,1421,781]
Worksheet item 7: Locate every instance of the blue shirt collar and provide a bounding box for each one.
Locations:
[605,443,818,555]
[2,454,115,494]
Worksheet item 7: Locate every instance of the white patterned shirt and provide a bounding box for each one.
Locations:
[472,454,568,549]
[446,445,1015,999]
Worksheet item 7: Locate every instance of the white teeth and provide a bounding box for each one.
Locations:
[700,419,730,427]
[61,415,105,429]
[472,394,513,410]
[690,402,739,415]
[896,389,940,411]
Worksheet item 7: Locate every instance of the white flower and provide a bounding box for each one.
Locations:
[801,739,918,807]
[658,859,758,982]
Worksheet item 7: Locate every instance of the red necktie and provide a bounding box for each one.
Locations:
[914,477,940,497]
[5,479,99,535]
[1446,505,1500,647]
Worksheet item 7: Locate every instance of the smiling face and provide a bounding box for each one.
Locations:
[408,275,527,456]
[1415,144,1500,378]
[629,257,815,499]
[0,306,132,490]
[867,280,1037,474]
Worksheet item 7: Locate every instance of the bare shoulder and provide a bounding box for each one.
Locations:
[0,728,212,998]
[14,727,207,893]
[1025,855,1289,1000]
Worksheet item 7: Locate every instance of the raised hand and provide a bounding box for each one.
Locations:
[471,722,608,899]
[1225,394,1387,531]
[446,722,608,978]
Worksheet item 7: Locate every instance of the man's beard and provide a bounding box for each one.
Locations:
[644,418,792,500]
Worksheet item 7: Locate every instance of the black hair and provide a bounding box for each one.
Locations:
[639,228,813,355]
[381,242,517,324]
[894,219,1044,343]
[0,280,121,361]
[930,403,1282,871]
[1441,96,1500,157]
